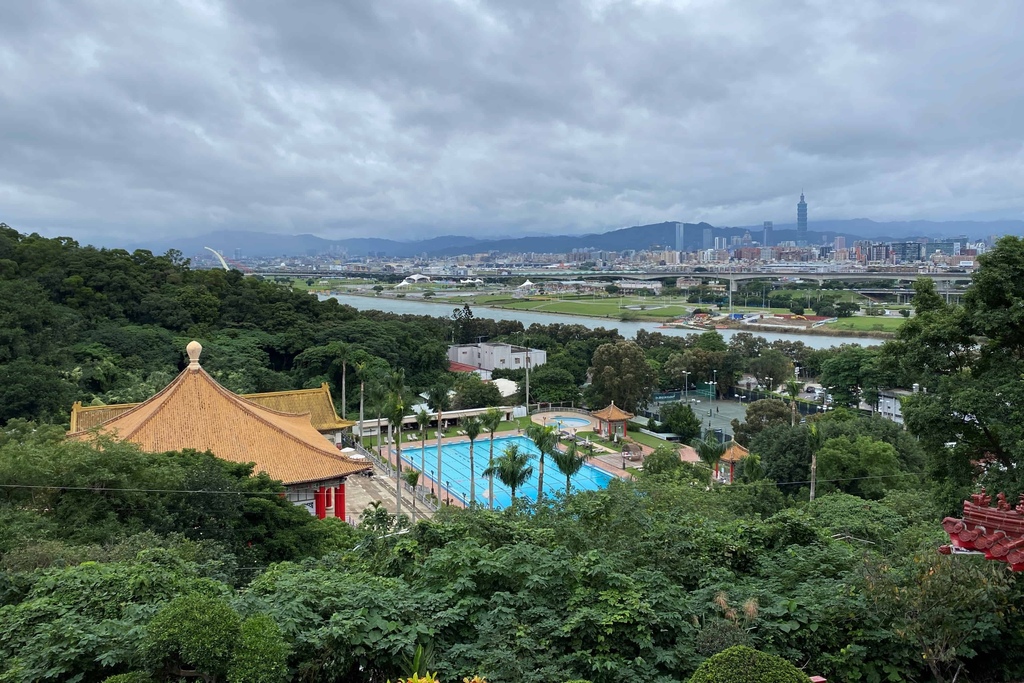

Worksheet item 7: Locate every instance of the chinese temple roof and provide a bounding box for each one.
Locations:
[940,490,1024,571]
[720,442,750,463]
[71,383,354,433]
[68,341,369,486]
[592,402,634,422]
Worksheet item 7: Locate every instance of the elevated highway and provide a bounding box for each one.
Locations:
[251,268,973,286]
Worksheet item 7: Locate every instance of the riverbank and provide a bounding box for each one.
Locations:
[329,290,898,341]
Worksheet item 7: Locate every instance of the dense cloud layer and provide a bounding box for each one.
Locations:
[1,0,1022,243]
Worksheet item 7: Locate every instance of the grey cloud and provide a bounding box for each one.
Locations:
[0,0,1022,245]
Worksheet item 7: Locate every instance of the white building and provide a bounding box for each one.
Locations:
[615,279,662,293]
[875,388,914,424]
[448,342,547,374]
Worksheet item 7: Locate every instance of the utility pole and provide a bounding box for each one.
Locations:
[810,452,817,501]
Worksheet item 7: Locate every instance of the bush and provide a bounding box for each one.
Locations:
[146,594,241,679]
[102,674,152,683]
[689,646,808,683]
[227,614,289,683]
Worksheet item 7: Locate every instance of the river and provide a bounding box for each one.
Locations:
[322,294,883,349]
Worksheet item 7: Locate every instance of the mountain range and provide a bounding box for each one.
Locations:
[123,218,1024,259]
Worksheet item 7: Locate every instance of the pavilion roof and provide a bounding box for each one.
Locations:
[71,383,354,433]
[720,441,750,463]
[591,403,634,421]
[67,342,369,486]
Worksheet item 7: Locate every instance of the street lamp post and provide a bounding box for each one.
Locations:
[683,371,690,401]
[712,369,717,402]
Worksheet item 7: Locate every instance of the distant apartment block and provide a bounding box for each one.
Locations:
[891,241,925,263]
[448,343,547,376]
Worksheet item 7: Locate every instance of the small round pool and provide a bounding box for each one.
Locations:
[548,415,591,429]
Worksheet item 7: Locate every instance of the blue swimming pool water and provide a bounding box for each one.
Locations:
[547,415,592,429]
[402,435,615,509]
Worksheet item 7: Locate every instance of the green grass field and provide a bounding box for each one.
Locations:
[823,316,906,332]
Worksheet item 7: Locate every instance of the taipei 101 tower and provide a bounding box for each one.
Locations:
[797,192,808,244]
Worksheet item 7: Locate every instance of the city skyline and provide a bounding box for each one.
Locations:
[3,2,1024,244]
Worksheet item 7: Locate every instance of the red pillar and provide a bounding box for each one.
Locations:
[314,486,326,519]
[337,481,346,522]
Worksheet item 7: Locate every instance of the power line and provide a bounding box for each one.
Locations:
[0,468,928,497]
[0,483,285,496]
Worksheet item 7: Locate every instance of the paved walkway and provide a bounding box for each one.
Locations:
[343,463,437,523]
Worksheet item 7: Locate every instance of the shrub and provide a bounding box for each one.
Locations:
[689,645,808,683]
[102,674,152,683]
[227,614,290,683]
[146,594,241,680]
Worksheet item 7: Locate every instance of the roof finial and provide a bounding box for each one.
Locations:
[186,341,203,370]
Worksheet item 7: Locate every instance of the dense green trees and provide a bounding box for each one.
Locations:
[8,226,1024,682]
[658,402,702,441]
[874,238,1024,512]
[586,340,656,412]
[730,400,791,447]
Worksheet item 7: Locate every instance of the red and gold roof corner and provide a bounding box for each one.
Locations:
[940,489,1024,571]
[591,402,634,422]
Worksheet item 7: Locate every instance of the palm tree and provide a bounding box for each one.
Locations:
[368,382,389,461]
[525,422,558,502]
[355,361,368,446]
[784,378,803,427]
[551,440,588,496]
[333,342,352,420]
[691,433,727,481]
[415,409,432,486]
[479,407,503,510]
[463,416,482,505]
[428,385,451,504]
[483,443,533,508]
[402,469,420,522]
[385,394,406,518]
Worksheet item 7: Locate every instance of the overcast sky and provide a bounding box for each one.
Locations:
[2,0,1023,244]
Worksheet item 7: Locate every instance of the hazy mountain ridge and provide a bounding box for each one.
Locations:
[123,218,1024,259]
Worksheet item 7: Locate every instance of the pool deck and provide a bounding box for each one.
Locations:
[369,419,704,511]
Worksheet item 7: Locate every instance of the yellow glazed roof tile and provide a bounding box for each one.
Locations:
[68,343,368,485]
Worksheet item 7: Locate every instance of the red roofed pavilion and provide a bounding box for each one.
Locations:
[592,402,634,440]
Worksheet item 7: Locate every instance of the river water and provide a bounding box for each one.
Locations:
[322,294,883,349]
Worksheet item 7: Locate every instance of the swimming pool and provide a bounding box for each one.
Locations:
[546,415,592,429]
[402,435,615,509]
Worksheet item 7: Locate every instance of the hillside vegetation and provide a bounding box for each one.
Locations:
[2,225,1024,682]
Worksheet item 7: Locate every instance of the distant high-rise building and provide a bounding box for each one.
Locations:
[232,248,242,260]
[702,227,713,250]
[797,192,808,239]
[763,221,773,247]
[892,241,925,263]
[673,222,685,251]
[834,236,846,251]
